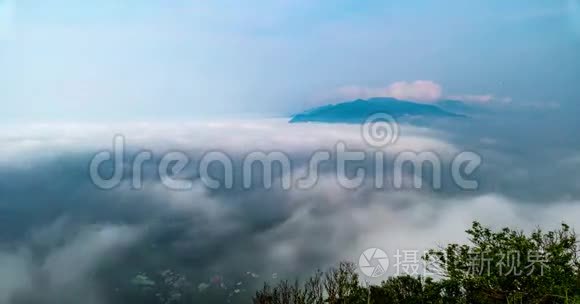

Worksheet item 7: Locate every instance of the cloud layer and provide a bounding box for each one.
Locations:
[0,110,578,303]
[325,80,514,105]
[332,81,443,103]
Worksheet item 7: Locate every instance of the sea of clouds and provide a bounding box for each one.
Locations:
[0,111,579,303]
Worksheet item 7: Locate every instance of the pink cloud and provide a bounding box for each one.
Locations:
[319,81,512,105]
[331,81,443,103]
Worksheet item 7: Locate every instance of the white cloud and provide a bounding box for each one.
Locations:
[332,80,443,103]
[255,189,580,280]
[0,119,455,167]
[324,81,515,105]
[0,223,141,304]
[447,94,512,103]
[383,80,443,102]
[0,115,578,301]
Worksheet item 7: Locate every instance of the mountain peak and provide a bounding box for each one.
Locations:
[290,98,463,123]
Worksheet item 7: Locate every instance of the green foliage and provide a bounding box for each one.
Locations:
[253,222,580,304]
[424,221,580,303]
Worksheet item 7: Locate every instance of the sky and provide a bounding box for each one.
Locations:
[1,0,579,121]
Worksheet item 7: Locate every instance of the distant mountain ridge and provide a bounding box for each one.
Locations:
[289,97,465,123]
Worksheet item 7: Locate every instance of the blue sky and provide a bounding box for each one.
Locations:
[1,0,579,121]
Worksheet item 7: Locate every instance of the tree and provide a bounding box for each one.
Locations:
[424,221,580,303]
[252,222,580,304]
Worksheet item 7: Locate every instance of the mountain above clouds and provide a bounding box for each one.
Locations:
[289,97,466,123]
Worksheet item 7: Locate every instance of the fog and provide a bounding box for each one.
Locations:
[0,108,579,303]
